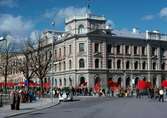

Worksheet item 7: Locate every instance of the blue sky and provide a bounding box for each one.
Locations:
[0,0,167,39]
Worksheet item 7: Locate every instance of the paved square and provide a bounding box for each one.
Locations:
[12,97,167,118]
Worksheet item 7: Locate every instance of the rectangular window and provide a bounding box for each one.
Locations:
[117,45,121,54]
[64,47,66,57]
[59,63,61,71]
[152,47,156,56]
[95,43,99,53]
[95,59,99,68]
[63,61,66,70]
[55,50,57,60]
[79,43,84,52]
[69,45,72,54]
[125,46,129,54]
[107,44,112,53]
[134,46,137,55]
[107,60,112,69]
[142,47,145,55]
[59,48,61,57]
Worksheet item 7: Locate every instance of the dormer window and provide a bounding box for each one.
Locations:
[78,25,84,34]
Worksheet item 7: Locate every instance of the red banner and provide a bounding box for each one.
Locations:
[108,80,119,91]
[137,80,146,90]
[161,80,167,88]
[94,81,101,93]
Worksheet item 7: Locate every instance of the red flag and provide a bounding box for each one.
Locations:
[161,80,167,88]
[137,80,146,90]
[94,81,101,93]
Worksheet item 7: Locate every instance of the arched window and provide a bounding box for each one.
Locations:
[59,79,62,86]
[117,60,121,69]
[134,61,138,70]
[142,62,146,70]
[63,61,66,70]
[161,63,165,70]
[69,78,72,86]
[126,77,130,88]
[118,77,122,87]
[79,59,85,68]
[78,25,84,34]
[95,59,99,68]
[64,78,66,86]
[126,61,130,69]
[153,62,156,70]
[55,79,57,87]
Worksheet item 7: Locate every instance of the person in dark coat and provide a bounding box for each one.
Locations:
[15,91,21,110]
[10,91,16,110]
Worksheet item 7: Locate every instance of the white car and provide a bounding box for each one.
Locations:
[58,92,73,102]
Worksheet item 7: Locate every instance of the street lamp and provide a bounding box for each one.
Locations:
[0,36,8,94]
[51,37,54,103]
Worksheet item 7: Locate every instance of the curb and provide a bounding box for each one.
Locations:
[4,101,60,118]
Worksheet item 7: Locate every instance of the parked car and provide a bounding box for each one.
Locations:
[58,92,73,102]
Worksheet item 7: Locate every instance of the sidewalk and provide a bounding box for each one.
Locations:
[0,98,59,118]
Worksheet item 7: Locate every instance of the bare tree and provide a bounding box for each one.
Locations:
[0,36,13,94]
[27,33,52,95]
[15,41,36,91]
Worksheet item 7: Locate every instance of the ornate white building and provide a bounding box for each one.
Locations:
[41,13,167,90]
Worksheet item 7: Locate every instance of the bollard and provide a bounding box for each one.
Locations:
[0,94,3,107]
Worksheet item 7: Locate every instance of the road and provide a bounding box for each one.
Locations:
[13,96,167,118]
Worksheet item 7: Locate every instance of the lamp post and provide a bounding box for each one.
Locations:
[50,35,54,103]
[0,36,8,94]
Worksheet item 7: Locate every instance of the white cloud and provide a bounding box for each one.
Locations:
[0,0,17,8]
[43,7,57,19]
[43,6,90,25]
[141,15,155,20]
[0,14,34,37]
[160,7,167,17]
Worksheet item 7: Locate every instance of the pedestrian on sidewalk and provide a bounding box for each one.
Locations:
[15,91,21,110]
[10,90,16,110]
[159,88,164,102]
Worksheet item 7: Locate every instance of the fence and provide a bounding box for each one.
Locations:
[0,94,10,107]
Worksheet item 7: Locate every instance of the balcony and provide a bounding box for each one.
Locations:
[93,52,102,57]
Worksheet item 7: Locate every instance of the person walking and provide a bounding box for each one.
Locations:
[10,91,16,110]
[159,88,164,102]
[15,91,21,110]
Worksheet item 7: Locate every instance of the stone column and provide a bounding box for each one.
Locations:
[88,39,92,69]
[157,47,161,70]
[156,75,162,88]
[147,43,151,81]
[123,72,126,89]
[102,42,107,69]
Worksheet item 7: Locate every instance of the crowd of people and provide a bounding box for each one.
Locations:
[8,86,167,110]
[136,87,166,102]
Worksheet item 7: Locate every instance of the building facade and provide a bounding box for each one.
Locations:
[1,13,167,90]
[42,13,167,90]
[0,53,25,83]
